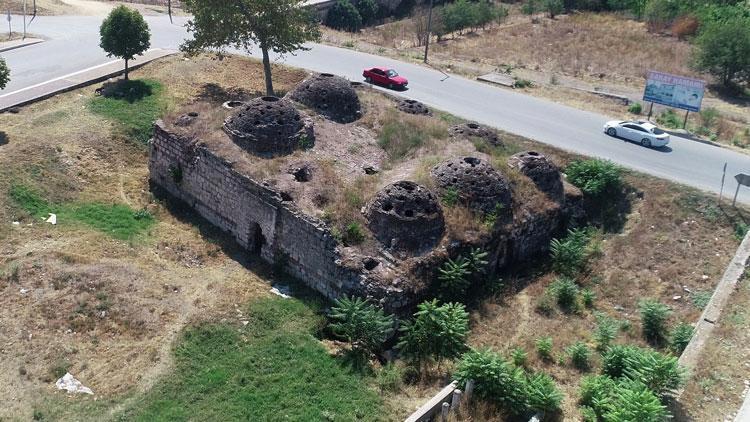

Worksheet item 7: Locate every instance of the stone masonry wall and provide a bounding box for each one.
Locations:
[149,121,409,310]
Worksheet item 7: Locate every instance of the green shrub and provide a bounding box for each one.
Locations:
[581,289,596,308]
[511,347,528,368]
[466,247,489,273]
[656,109,682,129]
[579,375,618,407]
[0,57,9,90]
[566,159,623,199]
[535,292,556,316]
[536,337,553,361]
[441,187,460,207]
[593,313,619,351]
[513,78,534,88]
[734,220,749,241]
[326,0,362,32]
[355,0,378,25]
[670,323,694,354]
[550,227,593,276]
[328,296,394,357]
[639,299,672,343]
[342,222,365,245]
[603,379,669,421]
[376,363,403,393]
[628,102,643,115]
[437,256,471,298]
[525,372,564,413]
[602,344,685,397]
[397,300,469,368]
[549,277,580,312]
[566,342,591,370]
[544,0,564,18]
[690,290,712,309]
[522,0,537,15]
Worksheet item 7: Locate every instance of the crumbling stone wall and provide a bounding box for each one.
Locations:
[149,121,411,312]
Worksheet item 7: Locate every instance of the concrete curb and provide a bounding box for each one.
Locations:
[0,38,44,53]
[675,229,750,398]
[0,49,177,113]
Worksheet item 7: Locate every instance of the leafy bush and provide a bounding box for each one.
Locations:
[550,227,593,276]
[536,337,554,361]
[639,299,672,343]
[455,349,563,415]
[328,296,394,357]
[581,376,669,421]
[594,313,619,351]
[437,256,471,298]
[397,300,469,368]
[441,187,459,207]
[522,0,537,15]
[566,159,623,199]
[466,247,489,273]
[601,344,685,397]
[544,0,564,18]
[670,323,694,354]
[581,289,596,308]
[579,374,618,407]
[511,347,528,368]
[548,277,580,312]
[690,290,712,309]
[526,372,564,413]
[566,342,591,370]
[0,57,9,90]
[326,0,363,32]
[628,102,643,115]
[656,109,682,129]
[513,78,534,88]
[340,222,365,245]
[376,363,403,393]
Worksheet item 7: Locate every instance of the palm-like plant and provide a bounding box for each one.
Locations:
[329,296,394,357]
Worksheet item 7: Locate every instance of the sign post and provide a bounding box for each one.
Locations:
[719,162,727,204]
[732,173,750,207]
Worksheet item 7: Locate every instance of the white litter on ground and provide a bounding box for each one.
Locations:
[55,373,94,395]
[270,284,292,299]
[46,213,57,225]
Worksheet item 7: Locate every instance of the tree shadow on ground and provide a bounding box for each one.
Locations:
[707,83,750,108]
[96,79,153,103]
[0,131,8,147]
[196,83,258,105]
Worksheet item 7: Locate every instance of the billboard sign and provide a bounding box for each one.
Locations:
[643,71,705,112]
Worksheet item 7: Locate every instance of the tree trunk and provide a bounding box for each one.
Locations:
[168,0,173,24]
[261,46,274,96]
[124,58,129,81]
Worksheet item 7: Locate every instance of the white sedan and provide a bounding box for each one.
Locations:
[603,120,670,148]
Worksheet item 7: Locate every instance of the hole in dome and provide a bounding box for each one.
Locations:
[292,167,311,182]
[280,191,293,201]
[467,123,480,129]
[187,112,199,117]
[398,182,415,191]
[363,258,379,270]
[262,96,280,102]
[527,151,540,156]
[382,202,393,212]
[404,209,414,217]
[464,157,480,166]
[452,177,458,183]
[320,73,334,77]
[223,101,243,109]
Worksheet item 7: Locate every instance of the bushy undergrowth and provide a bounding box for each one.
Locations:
[639,299,672,344]
[566,159,623,199]
[550,227,598,276]
[455,349,563,416]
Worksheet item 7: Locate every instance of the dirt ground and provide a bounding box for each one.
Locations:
[0,54,304,420]
[679,270,750,421]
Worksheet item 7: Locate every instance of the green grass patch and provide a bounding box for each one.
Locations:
[120,297,383,421]
[88,79,166,143]
[8,184,154,240]
[377,110,446,161]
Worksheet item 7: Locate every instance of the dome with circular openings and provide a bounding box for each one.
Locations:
[449,122,502,146]
[431,156,512,213]
[223,96,314,157]
[363,181,444,253]
[290,73,362,123]
[397,99,431,115]
[507,151,564,200]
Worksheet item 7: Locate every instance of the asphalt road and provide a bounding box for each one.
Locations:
[3,14,750,203]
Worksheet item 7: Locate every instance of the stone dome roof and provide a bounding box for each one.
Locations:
[223,96,314,157]
[507,151,563,199]
[449,122,502,146]
[431,156,512,213]
[363,181,444,253]
[290,73,361,123]
[397,99,431,115]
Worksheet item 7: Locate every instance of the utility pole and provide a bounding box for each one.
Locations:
[23,0,27,39]
[423,0,434,63]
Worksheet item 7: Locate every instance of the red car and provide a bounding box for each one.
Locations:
[363,67,408,90]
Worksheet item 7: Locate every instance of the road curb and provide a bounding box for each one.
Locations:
[0,49,176,113]
[0,38,44,53]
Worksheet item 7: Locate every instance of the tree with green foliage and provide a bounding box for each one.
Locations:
[522,0,538,17]
[550,227,593,276]
[545,0,564,18]
[670,323,694,354]
[356,0,379,26]
[548,277,580,312]
[328,296,394,358]
[397,300,469,370]
[99,5,151,80]
[181,0,320,96]
[601,344,685,397]
[580,375,669,421]
[639,299,672,344]
[326,0,363,32]
[0,58,9,90]
[694,16,750,87]
[437,256,471,298]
